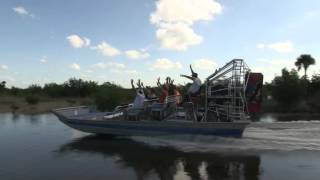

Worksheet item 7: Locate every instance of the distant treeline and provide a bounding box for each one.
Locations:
[0,78,188,111]
[263,69,320,113]
[1,79,116,97]
[262,54,319,113]
[0,79,135,111]
[0,54,319,113]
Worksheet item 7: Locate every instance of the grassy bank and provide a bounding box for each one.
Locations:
[0,95,94,114]
[0,79,134,114]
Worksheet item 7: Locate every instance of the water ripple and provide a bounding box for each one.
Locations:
[130,121,320,153]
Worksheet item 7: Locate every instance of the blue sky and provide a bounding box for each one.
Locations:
[0,0,319,88]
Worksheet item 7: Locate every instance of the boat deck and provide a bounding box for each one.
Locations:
[53,106,249,124]
[61,109,194,123]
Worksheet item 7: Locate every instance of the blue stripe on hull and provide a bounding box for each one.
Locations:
[67,121,244,138]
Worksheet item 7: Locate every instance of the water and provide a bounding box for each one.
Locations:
[1,113,320,180]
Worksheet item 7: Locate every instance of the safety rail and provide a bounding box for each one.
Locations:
[204,59,250,122]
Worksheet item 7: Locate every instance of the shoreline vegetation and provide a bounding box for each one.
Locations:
[0,79,135,114]
[0,54,319,117]
[0,95,94,114]
[0,72,319,116]
[0,95,320,116]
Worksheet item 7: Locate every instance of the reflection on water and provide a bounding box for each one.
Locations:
[11,113,20,123]
[1,113,320,180]
[58,135,261,180]
[29,115,41,125]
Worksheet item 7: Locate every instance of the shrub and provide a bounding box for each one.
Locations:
[271,68,305,107]
[94,90,121,111]
[43,83,64,97]
[27,84,42,94]
[25,95,39,105]
[10,86,22,96]
[62,78,98,97]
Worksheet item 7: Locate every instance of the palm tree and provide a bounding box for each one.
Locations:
[295,54,316,79]
[0,81,6,89]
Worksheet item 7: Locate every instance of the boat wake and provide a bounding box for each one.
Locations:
[130,121,320,153]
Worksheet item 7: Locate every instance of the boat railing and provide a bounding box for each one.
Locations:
[149,95,181,120]
[204,59,250,122]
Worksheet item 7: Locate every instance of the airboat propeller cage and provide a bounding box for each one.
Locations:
[204,59,255,122]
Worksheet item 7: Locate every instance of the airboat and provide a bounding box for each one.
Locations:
[52,59,263,138]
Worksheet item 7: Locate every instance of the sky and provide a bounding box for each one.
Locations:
[0,0,320,88]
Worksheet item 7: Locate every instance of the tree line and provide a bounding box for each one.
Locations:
[263,54,319,112]
[0,78,135,111]
[0,54,319,113]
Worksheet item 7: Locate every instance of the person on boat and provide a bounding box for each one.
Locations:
[173,85,182,105]
[131,79,146,109]
[166,77,182,105]
[180,65,202,101]
[138,81,157,101]
[165,77,174,95]
[145,86,158,100]
[157,77,169,103]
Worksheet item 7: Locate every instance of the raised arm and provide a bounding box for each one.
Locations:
[180,74,194,80]
[190,64,195,74]
[157,77,162,87]
[136,79,142,88]
[140,82,145,89]
[166,77,171,85]
[131,79,135,89]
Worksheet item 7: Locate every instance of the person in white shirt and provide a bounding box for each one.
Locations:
[131,79,146,109]
[180,65,202,100]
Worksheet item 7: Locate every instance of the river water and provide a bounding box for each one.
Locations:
[1,113,320,180]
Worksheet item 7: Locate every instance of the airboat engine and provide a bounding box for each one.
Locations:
[204,59,263,122]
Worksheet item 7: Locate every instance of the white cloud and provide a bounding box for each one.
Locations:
[152,58,182,70]
[150,0,222,25]
[69,63,81,70]
[92,62,140,76]
[257,41,294,53]
[92,42,121,57]
[66,35,90,48]
[110,69,141,76]
[13,6,34,17]
[124,70,141,75]
[193,58,218,70]
[256,44,265,49]
[268,41,294,53]
[0,65,8,70]
[80,73,90,79]
[125,50,150,60]
[110,69,121,73]
[156,23,203,51]
[83,38,90,46]
[150,0,222,51]
[304,11,318,19]
[92,62,125,69]
[40,56,47,63]
[258,58,293,67]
